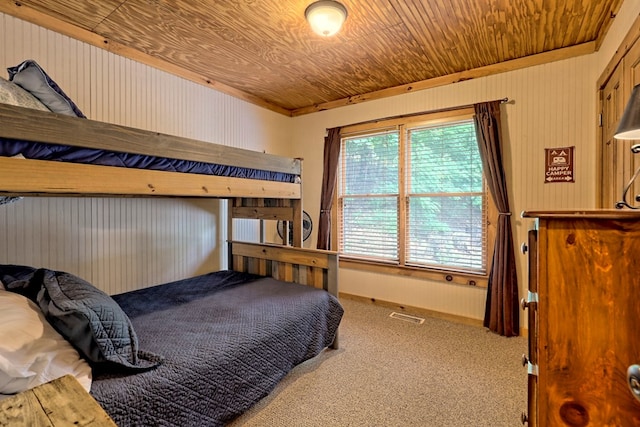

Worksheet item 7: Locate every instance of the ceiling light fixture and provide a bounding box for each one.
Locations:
[305,0,348,37]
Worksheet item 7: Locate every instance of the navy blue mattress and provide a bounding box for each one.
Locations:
[89,270,343,426]
[0,139,297,183]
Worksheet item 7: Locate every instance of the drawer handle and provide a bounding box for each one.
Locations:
[521,242,528,254]
[522,354,539,376]
[628,365,640,402]
[521,412,528,424]
[521,291,538,311]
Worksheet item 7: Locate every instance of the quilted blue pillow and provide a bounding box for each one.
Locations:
[7,60,86,118]
[0,265,161,370]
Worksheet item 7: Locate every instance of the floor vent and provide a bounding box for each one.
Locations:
[389,312,425,324]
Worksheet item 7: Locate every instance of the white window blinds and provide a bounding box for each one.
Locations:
[405,120,485,271]
[338,117,487,274]
[339,131,399,261]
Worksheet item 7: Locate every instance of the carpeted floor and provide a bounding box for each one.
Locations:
[229,297,527,426]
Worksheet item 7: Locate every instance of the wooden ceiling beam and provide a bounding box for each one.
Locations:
[290,41,597,116]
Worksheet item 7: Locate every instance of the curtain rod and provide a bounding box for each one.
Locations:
[328,97,510,132]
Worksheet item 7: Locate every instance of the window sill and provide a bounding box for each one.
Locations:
[339,257,488,288]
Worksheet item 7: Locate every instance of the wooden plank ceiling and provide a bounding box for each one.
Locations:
[0,0,623,116]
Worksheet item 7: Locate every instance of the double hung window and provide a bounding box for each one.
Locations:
[337,109,489,277]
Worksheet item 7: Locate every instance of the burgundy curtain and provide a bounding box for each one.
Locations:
[473,101,519,337]
[317,127,341,250]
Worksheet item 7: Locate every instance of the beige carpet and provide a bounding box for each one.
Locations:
[229,297,527,426]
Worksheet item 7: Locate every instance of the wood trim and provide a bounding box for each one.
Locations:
[340,258,487,288]
[0,157,301,199]
[521,209,640,219]
[341,108,476,136]
[596,88,605,207]
[0,0,290,116]
[232,206,294,221]
[291,42,597,116]
[597,12,640,89]
[339,293,483,328]
[340,293,529,336]
[0,103,301,175]
[230,241,337,269]
[594,0,627,51]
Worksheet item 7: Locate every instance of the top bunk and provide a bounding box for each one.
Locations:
[0,58,306,243]
[0,102,301,200]
[0,60,300,201]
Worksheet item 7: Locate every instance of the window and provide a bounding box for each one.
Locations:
[337,109,489,276]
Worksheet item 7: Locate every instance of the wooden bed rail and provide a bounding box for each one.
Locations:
[0,103,301,175]
[229,241,340,349]
[0,157,301,199]
[228,241,338,298]
[230,198,304,247]
[0,102,302,200]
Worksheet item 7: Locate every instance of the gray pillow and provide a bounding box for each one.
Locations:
[0,264,161,370]
[7,60,86,118]
[37,269,161,370]
[0,76,49,111]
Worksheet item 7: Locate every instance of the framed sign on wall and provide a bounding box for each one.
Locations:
[544,146,574,183]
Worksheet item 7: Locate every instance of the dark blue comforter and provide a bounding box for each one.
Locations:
[0,139,297,183]
[89,270,343,426]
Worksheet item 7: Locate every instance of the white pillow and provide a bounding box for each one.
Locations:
[0,290,92,394]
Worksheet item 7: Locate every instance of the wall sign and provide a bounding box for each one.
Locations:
[544,146,574,183]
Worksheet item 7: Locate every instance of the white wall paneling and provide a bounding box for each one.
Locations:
[291,44,603,323]
[0,198,219,295]
[293,0,640,326]
[3,0,639,324]
[0,12,291,293]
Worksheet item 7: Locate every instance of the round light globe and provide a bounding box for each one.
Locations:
[305,1,348,37]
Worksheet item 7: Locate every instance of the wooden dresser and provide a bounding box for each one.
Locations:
[520,210,640,426]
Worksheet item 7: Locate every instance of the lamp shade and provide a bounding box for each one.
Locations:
[305,0,347,37]
[615,84,640,140]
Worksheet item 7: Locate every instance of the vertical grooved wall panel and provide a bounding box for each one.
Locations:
[0,13,291,294]
[292,49,602,321]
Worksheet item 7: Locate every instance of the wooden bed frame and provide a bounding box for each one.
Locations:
[0,102,339,307]
[0,101,310,242]
[230,240,339,348]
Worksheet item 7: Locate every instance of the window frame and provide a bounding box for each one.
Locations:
[333,108,496,288]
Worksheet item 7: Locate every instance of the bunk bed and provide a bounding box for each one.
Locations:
[0,76,342,426]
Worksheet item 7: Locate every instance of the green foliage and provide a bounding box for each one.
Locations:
[340,120,485,271]
[343,132,398,195]
[409,122,482,193]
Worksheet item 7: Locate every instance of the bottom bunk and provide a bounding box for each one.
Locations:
[0,241,343,426]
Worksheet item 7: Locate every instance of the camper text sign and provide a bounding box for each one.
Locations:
[544,146,574,183]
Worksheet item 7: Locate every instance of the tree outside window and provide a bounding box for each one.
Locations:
[337,112,487,275]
